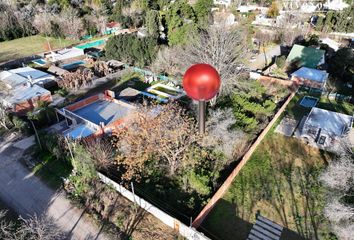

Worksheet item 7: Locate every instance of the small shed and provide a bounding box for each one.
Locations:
[286,44,325,68]
[291,67,329,89]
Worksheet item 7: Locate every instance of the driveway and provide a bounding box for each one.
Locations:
[0,138,109,240]
[247,45,281,70]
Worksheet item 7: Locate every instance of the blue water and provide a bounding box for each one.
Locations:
[32,59,47,65]
[61,61,85,70]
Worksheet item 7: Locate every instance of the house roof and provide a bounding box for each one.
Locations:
[305,107,353,136]
[10,67,54,81]
[107,22,121,28]
[47,65,69,76]
[3,84,50,105]
[0,71,28,89]
[286,44,325,68]
[291,67,329,83]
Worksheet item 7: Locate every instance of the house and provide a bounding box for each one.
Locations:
[237,5,268,13]
[58,91,135,139]
[213,11,237,26]
[45,47,85,62]
[286,44,325,69]
[0,67,56,88]
[103,22,121,35]
[214,0,232,7]
[0,84,52,115]
[324,0,349,11]
[300,107,353,150]
[291,67,329,89]
[320,37,340,51]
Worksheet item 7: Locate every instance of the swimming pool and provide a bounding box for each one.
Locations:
[75,39,106,49]
[300,96,319,108]
[61,60,86,70]
[32,58,47,66]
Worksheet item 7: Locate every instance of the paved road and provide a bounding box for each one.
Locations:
[247,45,281,70]
[0,138,109,240]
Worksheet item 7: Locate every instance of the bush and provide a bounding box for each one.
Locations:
[105,34,158,67]
[275,55,286,69]
[12,116,29,133]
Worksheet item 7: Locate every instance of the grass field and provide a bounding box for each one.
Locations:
[0,35,79,63]
[201,128,334,240]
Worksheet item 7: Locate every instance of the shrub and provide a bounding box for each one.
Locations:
[275,55,286,69]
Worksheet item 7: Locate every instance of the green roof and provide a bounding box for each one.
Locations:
[286,44,325,68]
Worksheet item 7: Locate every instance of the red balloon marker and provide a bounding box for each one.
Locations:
[183,64,221,134]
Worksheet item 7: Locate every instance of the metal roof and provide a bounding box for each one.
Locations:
[291,67,329,83]
[286,44,325,68]
[247,215,283,240]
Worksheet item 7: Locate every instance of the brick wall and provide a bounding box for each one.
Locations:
[13,93,53,115]
[65,95,100,111]
[192,92,296,228]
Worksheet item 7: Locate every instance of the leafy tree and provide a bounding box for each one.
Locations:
[146,10,160,38]
[315,16,324,32]
[113,103,198,181]
[194,0,213,27]
[165,0,196,46]
[105,34,158,67]
[231,80,276,134]
[48,0,70,8]
[266,1,279,18]
[328,47,354,83]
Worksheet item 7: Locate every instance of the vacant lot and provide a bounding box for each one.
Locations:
[0,35,78,63]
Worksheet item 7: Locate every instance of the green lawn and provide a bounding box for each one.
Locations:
[0,35,79,63]
[33,152,73,189]
[201,129,333,240]
[285,88,354,121]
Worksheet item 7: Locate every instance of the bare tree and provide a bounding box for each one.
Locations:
[113,103,198,180]
[254,30,275,67]
[59,68,94,91]
[0,210,15,239]
[84,138,115,170]
[33,12,53,36]
[203,108,247,160]
[0,211,64,240]
[0,102,10,130]
[320,140,354,240]
[152,25,247,96]
[57,7,84,39]
[15,214,65,240]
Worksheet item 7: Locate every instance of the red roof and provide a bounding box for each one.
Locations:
[107,22,121,28]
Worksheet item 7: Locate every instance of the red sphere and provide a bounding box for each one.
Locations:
[183,64,221,101]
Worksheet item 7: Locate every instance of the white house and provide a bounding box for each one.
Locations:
[214,0,232,7]
[300,107,353,150]
[324,0,349,11]
[0,67,56,88]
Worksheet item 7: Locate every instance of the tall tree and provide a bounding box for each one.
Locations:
[194,0,213,27]
[113,103,198,180]
[145,10,159,38]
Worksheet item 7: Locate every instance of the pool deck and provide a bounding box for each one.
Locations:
[73,99,133,126]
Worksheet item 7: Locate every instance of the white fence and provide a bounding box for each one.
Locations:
[97,172,211,240]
